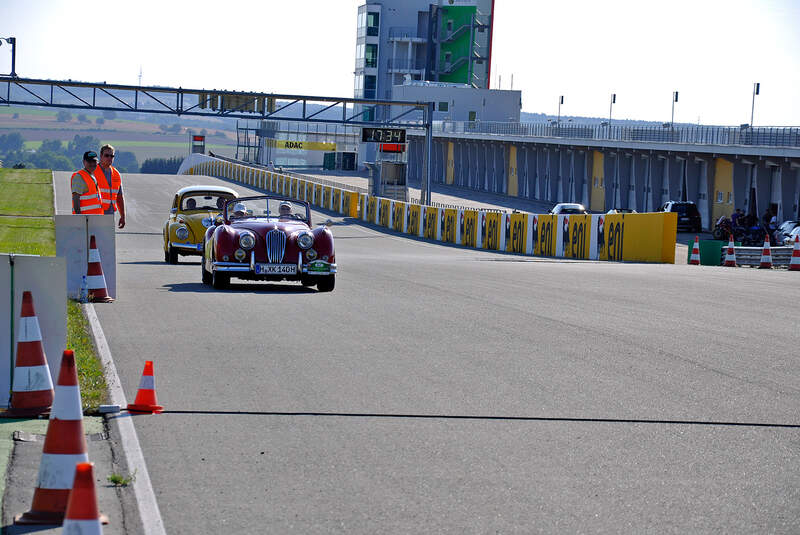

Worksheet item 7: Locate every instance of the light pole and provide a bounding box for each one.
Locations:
[557,95,564,126]
[609,93,616,124]
[0,37,17,77]
[750,82,760,127]
[671,91,678,128]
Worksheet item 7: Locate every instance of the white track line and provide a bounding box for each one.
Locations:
[83,303,166,535]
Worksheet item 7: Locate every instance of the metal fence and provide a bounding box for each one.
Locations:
[430,121,800,149]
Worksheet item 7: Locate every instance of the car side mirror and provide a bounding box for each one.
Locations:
[170,207,177,214]
[214,216,224,226]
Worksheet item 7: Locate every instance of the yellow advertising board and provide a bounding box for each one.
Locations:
[506,213,527,253]
[323,187,332,209]
[332,189,342,213]
[266,139,337,151]
[461,210,478,247]
[290,178,298,199]
[423,207,439,240]
[379,199,392,227]
[407,204,422,235]
[562,214,591,259]
[314,184,323,205]
[343,191,358,217]
[483,212,502,250]
[598,213,676,263]
[441,209,458,244]
[535,214,557,257]
[366,197,378,224]
[393,202,406,232]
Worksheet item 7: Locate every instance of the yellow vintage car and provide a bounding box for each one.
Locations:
[163,185,238,264]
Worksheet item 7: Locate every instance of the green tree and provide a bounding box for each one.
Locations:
[67,134,102,159]
[56,110,72,122]
[112,151,138,174]
[0,132,24,154]
[77,114,89,123]
[102,110,117,120]
[40,139,63,153]
[96,117,105,125]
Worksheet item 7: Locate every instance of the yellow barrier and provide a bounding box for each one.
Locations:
[506,213,527,253]
[423,207,438,240]
[379,199,392,227]
[598,212,676,263]
[483,212,502,250]
[407,204,422,236]
[392,202,406,232]
[366,197,378,224]
[462,210,479,247]
[442,209,458,244]
[563,214,591,259]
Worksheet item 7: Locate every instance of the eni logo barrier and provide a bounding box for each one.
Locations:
[462,210,478,247]
[366,197,378,223]
[379,199,391,227]
[442,209,457,244]
[566,215,590,259]
[507,213,527,253]
[483,212,502,250]
[407,205,421,235]
[423,207,438,240]
[393,202,406,232]
[538,215,556,256]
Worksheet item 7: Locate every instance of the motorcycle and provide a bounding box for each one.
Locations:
[712,217,746,242]
[739,224,770,246]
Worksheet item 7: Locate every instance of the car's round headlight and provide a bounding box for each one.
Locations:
[201,217,214,228]
[176,226,189,240]
[297,231,314,250]
[239,231,255,250]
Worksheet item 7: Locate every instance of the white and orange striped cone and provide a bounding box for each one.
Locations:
[62,462,105,533]
[127,361,163,414]
[7,291,54,417]
[723,234,737,267]
[16,350,87,525]
[759,234,772,269]
[689,235,701,265]
[790,236,800,272]
[86,235,113,303]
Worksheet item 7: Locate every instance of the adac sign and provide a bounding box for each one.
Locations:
[268,139,337,151]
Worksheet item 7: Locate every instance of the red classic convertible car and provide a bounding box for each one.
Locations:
[201,195,336,291]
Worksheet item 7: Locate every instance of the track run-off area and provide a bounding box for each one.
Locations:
[55,171,800,534]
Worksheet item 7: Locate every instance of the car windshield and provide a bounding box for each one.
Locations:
[181,193,235,211]
[225,197,310,222]
[673,204,698,215]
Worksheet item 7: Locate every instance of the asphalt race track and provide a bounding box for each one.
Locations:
[55,172,800,534]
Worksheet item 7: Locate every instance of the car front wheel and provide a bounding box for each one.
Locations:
[212,269,229,289]
[201,255,212,285]
[167,246,178,265]
[316,274,335,292]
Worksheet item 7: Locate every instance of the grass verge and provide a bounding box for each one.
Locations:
[0,168,107,411]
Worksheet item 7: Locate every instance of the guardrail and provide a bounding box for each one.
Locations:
[720,245,794,266]
[431,121,800,149]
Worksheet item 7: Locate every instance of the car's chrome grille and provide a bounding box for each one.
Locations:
[265,229,286,263]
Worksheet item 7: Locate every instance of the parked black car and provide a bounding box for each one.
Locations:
[660,201,702,232]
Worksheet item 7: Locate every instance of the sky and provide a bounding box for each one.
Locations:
[1,0,798,126]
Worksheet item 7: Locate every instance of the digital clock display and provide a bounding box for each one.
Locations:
[361,127,406,144]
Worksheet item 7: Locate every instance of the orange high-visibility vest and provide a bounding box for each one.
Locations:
[71,170,104,214]
[94,165,122,212]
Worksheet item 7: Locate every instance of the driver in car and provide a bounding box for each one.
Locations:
[278,201,292,218]
[232,202,248,219]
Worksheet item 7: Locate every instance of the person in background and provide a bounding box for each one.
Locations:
[94,144,126,229]
[730,208,743,228]
[71,151,104,215]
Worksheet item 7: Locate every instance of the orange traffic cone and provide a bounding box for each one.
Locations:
[87,235,113,303]
[790,236,800,272]
[759,234,772,269]
[723,233,737,267]
[7,291,54,417]
[16,350,87,525]
[689,235,700,265]
[62,462,106,533]
[127,361,163,414]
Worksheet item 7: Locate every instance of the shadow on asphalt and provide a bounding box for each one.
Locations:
[1,523,54,533]
[114,410,800,429]
[162,282,318,294]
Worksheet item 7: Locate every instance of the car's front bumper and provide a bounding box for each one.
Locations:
[212,253,337,275]
[170,241,203,253]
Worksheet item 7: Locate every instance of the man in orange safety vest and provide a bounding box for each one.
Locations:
[94,143,126,228]
[71,151,104,215]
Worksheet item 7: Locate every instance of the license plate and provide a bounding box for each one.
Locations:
[255,263,296,275]
[308,260,331,273]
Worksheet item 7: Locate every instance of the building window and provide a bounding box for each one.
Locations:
[727,192,733,204]
[364,75,376,99]
[446,20,453,33]
[716,191,723,203]
[444,51,452,64]
[468,111,477,122]
[438,102,449,112]
[367,12,379,36]
[362,106,375,122]
[365,44,378,69]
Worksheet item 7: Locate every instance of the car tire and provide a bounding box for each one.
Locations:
[167,246,178,265]
[300,275,315,287]
[201,255,212,285]
[212,269,229,290]
[316,274,335,292]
